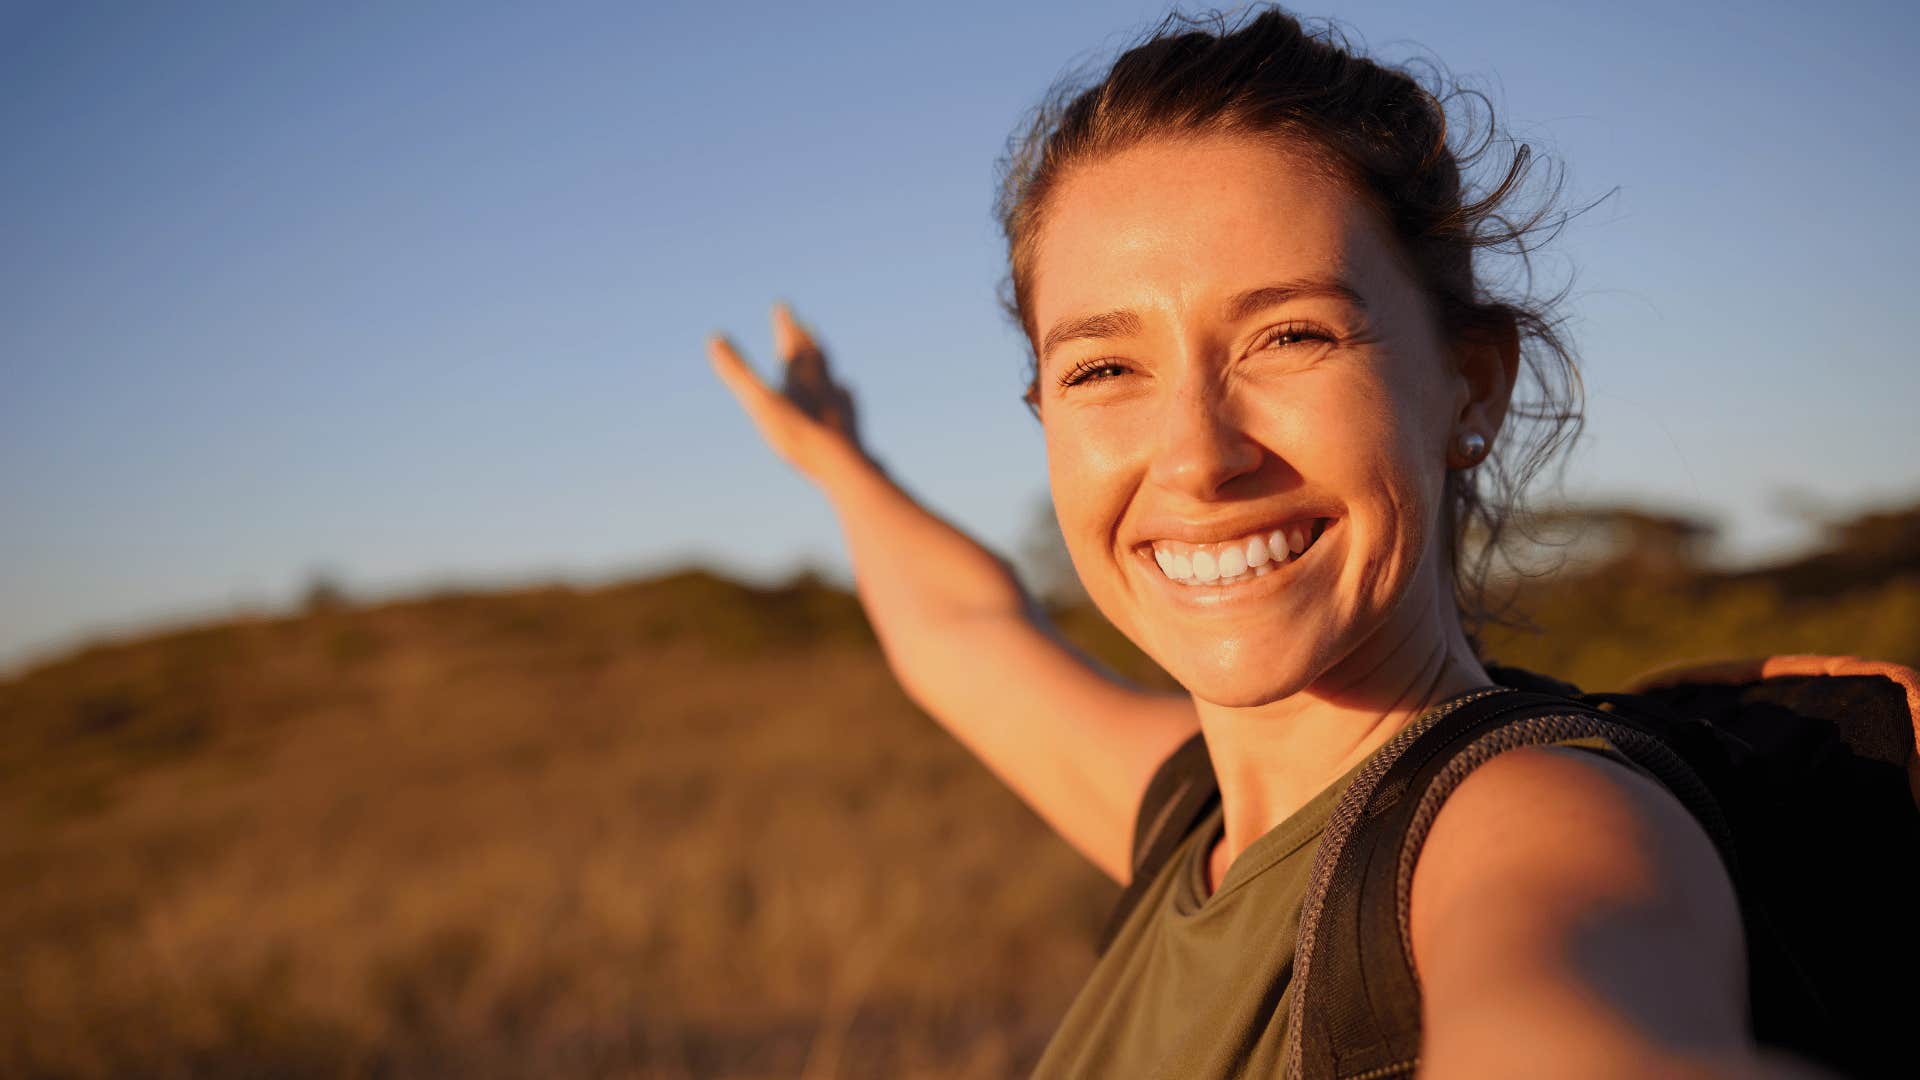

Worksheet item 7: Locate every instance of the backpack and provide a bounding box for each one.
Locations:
[1099,655,1920,1079]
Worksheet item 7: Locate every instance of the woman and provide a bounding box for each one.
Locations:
[709,8,1835,1077]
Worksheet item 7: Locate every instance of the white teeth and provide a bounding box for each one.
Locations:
[1217,545,1247,577]
[1148,519,1327,585]
[1246,535,1271,567]
[1191,549,1218,582]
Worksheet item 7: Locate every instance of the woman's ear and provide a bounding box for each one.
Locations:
[1452,311,1521,445]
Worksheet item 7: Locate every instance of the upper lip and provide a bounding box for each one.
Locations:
[1128,510,1335,548]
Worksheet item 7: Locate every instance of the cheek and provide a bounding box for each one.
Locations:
[1296,374,1443,588]
[1361,390,1452,600]
[1042,418,1133,555]
[1293,375,1414,492]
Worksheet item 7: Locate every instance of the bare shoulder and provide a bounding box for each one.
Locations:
[1407,744,1754,1073]
[1412,744,1740,914]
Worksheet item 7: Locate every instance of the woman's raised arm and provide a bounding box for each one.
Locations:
[707,303,1199,884]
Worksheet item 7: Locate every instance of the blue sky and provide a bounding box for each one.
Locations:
[4,0,1917,671]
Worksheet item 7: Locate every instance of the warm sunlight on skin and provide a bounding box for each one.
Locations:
[1027,132,1515,877]
[1030,132,1502,708]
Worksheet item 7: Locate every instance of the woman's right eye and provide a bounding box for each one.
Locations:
[1059,360,1129,388]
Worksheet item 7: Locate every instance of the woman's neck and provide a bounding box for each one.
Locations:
[1192,604,1492,894]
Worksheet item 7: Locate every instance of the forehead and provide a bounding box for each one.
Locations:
[1030,133,1409,334]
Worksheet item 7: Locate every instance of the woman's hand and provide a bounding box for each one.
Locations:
[708,303,871,487]
[703,298,1199,886]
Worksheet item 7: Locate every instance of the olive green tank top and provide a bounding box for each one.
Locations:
[1031,733,1649,1079]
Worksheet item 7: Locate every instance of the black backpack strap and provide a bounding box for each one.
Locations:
[1282,688,1740,1079]
[1096,676,1575,958]
[1095,729,1218,955]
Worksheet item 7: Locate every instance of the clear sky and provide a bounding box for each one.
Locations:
[4,0,1918,672]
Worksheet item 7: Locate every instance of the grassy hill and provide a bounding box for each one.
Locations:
[4,517,1918,1078]
[2,571,1122,1078]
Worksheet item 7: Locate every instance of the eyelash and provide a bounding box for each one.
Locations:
[1056,322,1333,388]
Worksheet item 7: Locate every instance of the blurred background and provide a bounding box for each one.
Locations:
[3,1,1917,1076]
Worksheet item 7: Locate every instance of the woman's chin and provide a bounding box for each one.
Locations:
[1161,653,1315,709]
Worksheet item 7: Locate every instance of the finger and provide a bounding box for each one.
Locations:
[772,301,816,362]
[773,301,830,385]
[706,334,789,431]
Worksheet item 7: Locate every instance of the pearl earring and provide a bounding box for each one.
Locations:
[1454,430,1488,467]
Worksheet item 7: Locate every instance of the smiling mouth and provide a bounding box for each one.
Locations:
[1145,518,1333,587]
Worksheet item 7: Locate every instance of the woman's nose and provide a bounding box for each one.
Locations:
[1145,384,1263,499]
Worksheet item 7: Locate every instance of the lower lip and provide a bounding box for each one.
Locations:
[1139,520,1337,607]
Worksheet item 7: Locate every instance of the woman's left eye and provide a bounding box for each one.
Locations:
[1254,323,1332,351]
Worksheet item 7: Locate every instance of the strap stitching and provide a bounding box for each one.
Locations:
[1388,712,1739,981]
[1280,686,1517,1079]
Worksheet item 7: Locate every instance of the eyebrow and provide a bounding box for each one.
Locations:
[1039,277,1368,366]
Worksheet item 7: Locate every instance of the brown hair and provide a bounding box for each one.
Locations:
[992,4,1587,642]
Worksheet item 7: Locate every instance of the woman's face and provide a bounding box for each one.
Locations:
[1028,132,1483,707]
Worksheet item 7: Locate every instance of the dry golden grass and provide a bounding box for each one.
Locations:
[1477,569,1920,688]
[4,544,1917,1078]
[1,572,1113,1078]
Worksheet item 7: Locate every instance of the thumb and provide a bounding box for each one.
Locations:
[707,333,788,435]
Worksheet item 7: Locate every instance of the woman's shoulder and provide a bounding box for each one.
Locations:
[1410,738,1742,942]
[1404,740,1751,1072]
[1411,738,1736,905]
